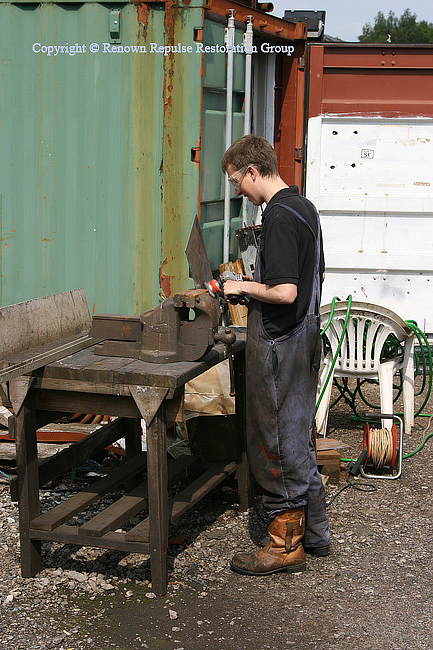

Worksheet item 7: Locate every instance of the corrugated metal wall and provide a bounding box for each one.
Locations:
[1,0,302,314]
[0,1,193,314]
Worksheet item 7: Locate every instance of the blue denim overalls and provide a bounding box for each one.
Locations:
[245,204,330,549]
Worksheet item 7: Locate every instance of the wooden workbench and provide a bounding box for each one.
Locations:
[12,335,248,595]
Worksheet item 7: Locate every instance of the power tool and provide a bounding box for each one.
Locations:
[205,270,251,306]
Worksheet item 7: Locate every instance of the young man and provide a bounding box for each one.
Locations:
[221,134,330,576]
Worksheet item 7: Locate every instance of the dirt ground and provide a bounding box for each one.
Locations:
[1,378,433,650]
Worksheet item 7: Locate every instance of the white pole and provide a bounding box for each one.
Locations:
[242,16,253,225]
[223,11,235,263]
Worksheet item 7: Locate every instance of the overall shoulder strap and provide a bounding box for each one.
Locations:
[273,203,319,240]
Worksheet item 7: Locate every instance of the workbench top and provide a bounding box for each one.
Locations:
[39,330,246,390]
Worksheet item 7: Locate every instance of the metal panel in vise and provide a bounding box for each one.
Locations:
[91,216,235,363]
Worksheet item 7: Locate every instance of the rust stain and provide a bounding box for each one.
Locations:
[131,0,148,37]
[270,468,281,479]
[260,445,277,462]
[159,268,172,299]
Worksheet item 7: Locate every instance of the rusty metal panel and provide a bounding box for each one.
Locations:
[159,2,204,299]
[274,41,307,190]
[0,2,165,314]
[308,44,433,118]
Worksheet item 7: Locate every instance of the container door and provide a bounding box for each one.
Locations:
[0,2,165,314]
[305,44,433,332]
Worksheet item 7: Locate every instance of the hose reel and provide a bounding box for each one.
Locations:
[360,413,403,480]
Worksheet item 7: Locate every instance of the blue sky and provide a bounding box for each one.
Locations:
[270,1,433,42]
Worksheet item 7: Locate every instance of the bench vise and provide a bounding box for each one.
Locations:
[91,288,235,363]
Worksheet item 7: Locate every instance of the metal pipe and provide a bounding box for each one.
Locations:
[242,17,254,225]
[223,11,235,263]
[257,2,274,11]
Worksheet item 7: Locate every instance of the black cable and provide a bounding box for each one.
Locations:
[326,467,377,508]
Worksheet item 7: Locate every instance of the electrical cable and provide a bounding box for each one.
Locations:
[326,466,377,508]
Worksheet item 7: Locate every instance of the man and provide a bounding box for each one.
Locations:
[221,134,330,576]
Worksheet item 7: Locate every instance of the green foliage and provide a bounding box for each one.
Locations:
[359,8,433,43]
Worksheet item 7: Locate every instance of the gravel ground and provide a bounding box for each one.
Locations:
[1,379,433,650]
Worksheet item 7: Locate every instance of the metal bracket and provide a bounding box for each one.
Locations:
[109,9,121,44]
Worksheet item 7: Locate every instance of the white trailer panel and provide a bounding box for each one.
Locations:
[306,115,433,332]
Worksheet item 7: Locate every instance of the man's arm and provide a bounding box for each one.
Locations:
[223,279,297,305]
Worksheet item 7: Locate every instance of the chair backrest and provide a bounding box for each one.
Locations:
[320,301,412,377]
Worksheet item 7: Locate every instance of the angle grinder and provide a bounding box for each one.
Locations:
[205,270,251,306]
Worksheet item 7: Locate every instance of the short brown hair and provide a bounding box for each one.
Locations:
[221,134,279,178]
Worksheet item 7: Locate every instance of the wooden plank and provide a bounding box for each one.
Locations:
[10,417,130,500]
[34,389,142,419]
[125,461,236,543]
[29,525,150,555]
[1,440,73,461]
[317,449,341,485]
[0,405,13,427]
[219,261,248,327]
[169,461,236,523]
[0,335,96,384]
[37,422,109,436]
[78,484,148,538]
[30,450,148,531]
[15,388,43,577]
[34,377,131,396]
[0,289,90,360]
[110,337,246,388]
[234,348,251,512]
[146,402,169,595]
[78,455,198,538]
[43,348,138,384]
[39,336,246,389]
[9,376,35,416]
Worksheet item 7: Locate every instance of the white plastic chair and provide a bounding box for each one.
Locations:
[315,301,414,437]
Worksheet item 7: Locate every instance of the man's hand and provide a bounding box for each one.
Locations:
[223,279,297,305]
[223,279,245,298]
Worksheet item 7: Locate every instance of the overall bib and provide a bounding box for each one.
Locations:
[245,204,330,549]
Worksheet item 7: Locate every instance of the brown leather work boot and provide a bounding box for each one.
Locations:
[230,509,306,576]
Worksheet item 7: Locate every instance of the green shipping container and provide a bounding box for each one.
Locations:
[0,0,303,314]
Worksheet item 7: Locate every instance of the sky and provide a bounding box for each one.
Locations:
[270,1,433,42]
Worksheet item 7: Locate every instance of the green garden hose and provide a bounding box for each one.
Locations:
[318,297,433,463]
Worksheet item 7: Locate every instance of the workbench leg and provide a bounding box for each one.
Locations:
[14,389,43,577]
[234,349,252,512]
[146,403,169,595]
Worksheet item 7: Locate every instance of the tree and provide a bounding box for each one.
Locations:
[359,9,433,43]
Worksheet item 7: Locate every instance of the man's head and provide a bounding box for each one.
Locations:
[221,134,279,178]
[221,135,285,206]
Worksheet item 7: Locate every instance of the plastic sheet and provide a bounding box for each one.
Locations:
[184,359,235,417]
